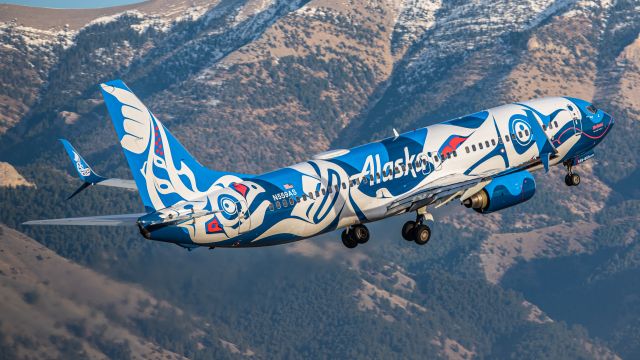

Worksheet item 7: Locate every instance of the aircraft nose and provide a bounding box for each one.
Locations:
[604,112,614,130]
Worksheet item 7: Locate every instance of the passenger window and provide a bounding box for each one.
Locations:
[479,143,483,150]
[334,184,340,192]
[369,174,374,181]
[453,151,457,157]
[401,164,406,171]
[465,146,470,153]
[491,139,496,146]
[376,173,381,180]
[315,190,320,197]
[407,162,413,170]
[356,178,361,185]
[327,187,332,194]
[302,195,308,201]
[421,158,427,165]
[434,155,439,162]
[554,121,559,128]
[321,189,326,195]
[485,141,490,147]
[269,203,274,211]
[295,196,300,203]
[289,198,295,205]
[276,201,281,209]
[472,144,477,151]
[511,134,516,140]
[505,135,510,142]
[524,129,529,136]
[362,177,368,184]
[282,200,288,208]
[308,192,314,199]
[542,124,547,131]
[498,138,503,144]
[518,131,523,138]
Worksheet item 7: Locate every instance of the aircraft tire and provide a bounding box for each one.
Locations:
[402,221,416,241]
[414,225,431,245]
[341,230,358,248]
[565,174,573,186]
[353,225,370,244]
[571,173,580,186]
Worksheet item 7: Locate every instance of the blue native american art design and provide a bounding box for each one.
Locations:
[27,80,615,250]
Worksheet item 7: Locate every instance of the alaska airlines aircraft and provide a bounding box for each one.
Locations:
[25,80,614,249]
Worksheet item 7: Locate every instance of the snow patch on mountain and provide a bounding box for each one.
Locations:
[391,0,442,55]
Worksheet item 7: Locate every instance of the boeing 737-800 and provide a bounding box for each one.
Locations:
[25,80,614,249]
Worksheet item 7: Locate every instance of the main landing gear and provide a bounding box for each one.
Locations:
[341,224,370,249]
[402,208,432,245]
[564,162,581,186]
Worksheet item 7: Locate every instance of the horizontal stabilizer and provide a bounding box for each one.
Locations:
[23,213,145,226]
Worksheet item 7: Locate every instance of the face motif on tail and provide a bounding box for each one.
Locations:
[100,80,247,212]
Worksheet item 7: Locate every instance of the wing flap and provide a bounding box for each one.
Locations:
[386,175,487,215]
[23,213,145,226]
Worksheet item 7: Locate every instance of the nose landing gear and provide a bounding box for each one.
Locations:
[341,224,370,248]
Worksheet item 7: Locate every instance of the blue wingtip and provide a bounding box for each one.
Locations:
[541,153,550,173]
[59,138,105,184]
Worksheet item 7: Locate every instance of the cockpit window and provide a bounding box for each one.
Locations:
[586,105,597,114]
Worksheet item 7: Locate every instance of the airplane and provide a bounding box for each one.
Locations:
[24,80,614,249]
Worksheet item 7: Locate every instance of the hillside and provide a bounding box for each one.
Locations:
[0,225,252,359]
[0,0,638,358]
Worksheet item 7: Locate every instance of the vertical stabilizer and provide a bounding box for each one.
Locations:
[99,80,248,211]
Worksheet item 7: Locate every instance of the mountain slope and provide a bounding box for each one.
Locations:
[0,224,257,359]
[0,0,638,358]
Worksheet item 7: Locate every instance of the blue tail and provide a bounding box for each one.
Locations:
[99,80,249,212]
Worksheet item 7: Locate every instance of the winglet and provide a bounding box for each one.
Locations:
[59,139,107,199]
[541,152,551,172]
[59,139,106,184]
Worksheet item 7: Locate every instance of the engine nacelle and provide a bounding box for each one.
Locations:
[463,170,536,213]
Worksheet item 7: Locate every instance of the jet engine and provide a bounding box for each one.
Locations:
[463,170,536,213]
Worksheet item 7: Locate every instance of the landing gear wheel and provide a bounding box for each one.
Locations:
[341,230,358,248]
[413,224,431,245]
[565,173,580,186]
[352,225,370,244]
[570,173,580,186]
[564,174,573,186]
[402,221,416,241]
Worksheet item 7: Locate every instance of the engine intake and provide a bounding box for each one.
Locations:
[463,170,536,213]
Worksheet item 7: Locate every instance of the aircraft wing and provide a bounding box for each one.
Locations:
[59,139,137,198]
[23,213,145,226]
[96,178,137,189]
[386,173,491,216]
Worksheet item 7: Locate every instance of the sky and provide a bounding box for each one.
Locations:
[0,0,143,8]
